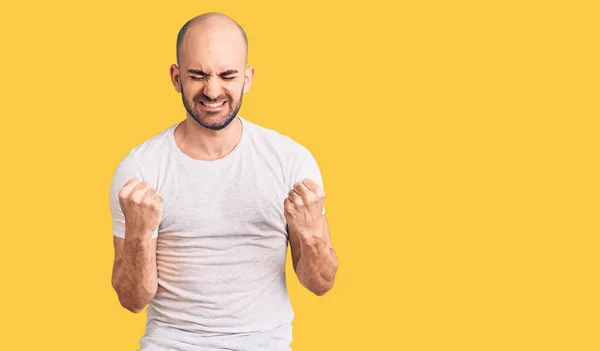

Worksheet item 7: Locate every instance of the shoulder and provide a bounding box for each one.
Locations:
[111,123,175,183]
[241,117,322,190]
[242,116,312,160]
[127,124,175,165]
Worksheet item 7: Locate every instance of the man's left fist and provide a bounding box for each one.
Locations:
[284,178,325,236]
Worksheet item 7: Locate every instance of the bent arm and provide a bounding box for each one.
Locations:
[111,235,158,313]
[289,216,338,296]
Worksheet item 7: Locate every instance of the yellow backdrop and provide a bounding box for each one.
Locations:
[1,0,598,350]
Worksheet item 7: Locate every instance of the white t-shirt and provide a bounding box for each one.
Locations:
[109,116,325,351]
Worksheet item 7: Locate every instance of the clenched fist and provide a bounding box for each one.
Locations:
[284,178,325,237]
[118,178,163,240]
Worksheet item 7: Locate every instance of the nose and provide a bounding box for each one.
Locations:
[203,77,223,100]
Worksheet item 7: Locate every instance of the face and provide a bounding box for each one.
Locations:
[171,25,253,131]
[180,77,244,131]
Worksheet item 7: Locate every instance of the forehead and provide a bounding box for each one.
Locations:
[180,26,246,71]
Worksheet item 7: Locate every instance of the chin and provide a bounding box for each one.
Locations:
[198,113,236,130]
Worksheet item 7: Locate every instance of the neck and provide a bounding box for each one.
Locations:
[174,115,243,161]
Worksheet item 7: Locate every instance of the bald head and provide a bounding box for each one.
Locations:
[176,12,248,67]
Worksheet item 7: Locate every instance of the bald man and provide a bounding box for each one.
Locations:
[109,13,338,351]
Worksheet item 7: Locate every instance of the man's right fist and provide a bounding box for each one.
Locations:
[118,178,163,239]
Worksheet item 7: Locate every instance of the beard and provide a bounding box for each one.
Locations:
[180,84,244,131]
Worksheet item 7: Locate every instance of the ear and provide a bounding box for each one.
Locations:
[170,64,182,93]
[242,65,255,94]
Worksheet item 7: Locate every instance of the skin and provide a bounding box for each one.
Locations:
[286,179,338,295]
[170,12,254,161]
[112,179,162,313]
[112,13,338,314]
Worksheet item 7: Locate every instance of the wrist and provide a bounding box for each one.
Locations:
[298,231,327,249]
[124,226,154,241]
[293,216,324,238]
[124,232,153,246]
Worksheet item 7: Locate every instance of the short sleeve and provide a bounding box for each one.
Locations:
[109,152,159,239]
[287,140,326,215]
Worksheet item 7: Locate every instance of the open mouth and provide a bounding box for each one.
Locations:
[200,100,227,109]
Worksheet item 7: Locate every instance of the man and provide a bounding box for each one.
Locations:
[109,12,338,351]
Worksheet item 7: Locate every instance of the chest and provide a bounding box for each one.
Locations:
[156,161,288,240]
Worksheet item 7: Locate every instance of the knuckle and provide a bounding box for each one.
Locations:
[124,178,139,188]
[143,194,155,204]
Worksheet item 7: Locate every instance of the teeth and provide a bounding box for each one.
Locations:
[203,101,225,108]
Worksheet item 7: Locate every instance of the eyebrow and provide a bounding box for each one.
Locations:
[188,69,208,76]
[219,69,238,76]
[187,69,239,76]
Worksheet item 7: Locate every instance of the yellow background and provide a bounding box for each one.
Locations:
[1,0,598,350]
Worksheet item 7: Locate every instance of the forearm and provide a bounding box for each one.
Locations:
[295,231,338,296]
[112,237,157,312]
